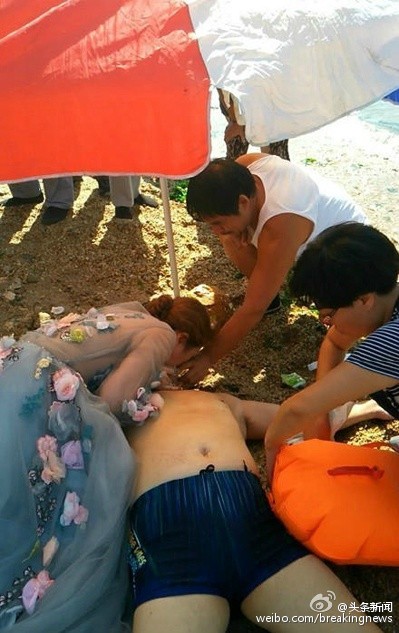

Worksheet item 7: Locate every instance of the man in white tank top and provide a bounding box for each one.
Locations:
[183,153,367,385]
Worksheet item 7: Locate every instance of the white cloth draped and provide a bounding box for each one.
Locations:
[188,0,399,144]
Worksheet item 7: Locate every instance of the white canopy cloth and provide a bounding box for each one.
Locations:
[188,0,399,145]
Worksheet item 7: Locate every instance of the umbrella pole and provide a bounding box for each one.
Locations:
[159,177,180,297]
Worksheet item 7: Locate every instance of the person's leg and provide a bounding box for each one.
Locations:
[133,594,230,633]
[130,474,232,633]
[42,177,74,209]
[130,176,141,199]
[5,180,43,206]
[132,176,159,208]
[217,88,249,159]
[329,398,394,438]
[93,175,110,196]
[109,176,135,219]
[343,400,393,428]
[109,176,158,212]
[9,180,42,197]
[225,123,249,159]
[261,140,290,161]
[41,177,74,225]
[241,555,381,632]
[110,176,135,207]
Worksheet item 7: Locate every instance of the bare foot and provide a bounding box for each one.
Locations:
[344,399,393,428]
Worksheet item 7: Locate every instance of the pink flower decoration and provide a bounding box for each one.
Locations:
[149,392,164,410]
[49,401,63,413]
[41,321,58,337]
[37,435,66,484]
[41,450,66,484]
[0,336,16,369]
[52,367,80,401]
[37,435,58,461]
[123,399,137,418]
[22,570,54,615]
[60,491,89,527]
[0,335,15,355]
[0,347,12,361]
[122,386,163,426]
[133,408,150,423]
[56,313,81,328]
[136,387,146,399]
[61,441,84,469]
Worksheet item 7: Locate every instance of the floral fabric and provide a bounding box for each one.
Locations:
[0,342,134,632]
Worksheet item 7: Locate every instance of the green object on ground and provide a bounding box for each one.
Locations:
[281,372,306,389]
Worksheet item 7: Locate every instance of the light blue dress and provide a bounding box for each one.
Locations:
[0,303,176,631]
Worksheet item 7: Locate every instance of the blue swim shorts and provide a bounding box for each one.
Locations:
[128,468,308,608]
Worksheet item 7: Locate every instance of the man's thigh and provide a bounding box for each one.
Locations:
[133,594,230,633]
[241,554,381,632]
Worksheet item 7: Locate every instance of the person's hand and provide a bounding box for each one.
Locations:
[264,426,283,485]
[264,443,278,486]
[177,350,213,387]
[154,366,181,390]
[264,413,330,484]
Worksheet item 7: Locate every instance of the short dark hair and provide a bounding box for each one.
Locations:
[186,158,256,221]
[290,222,399,309]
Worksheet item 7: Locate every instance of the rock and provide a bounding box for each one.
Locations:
[188,284,233,331]
[3,290,16,301]
[2,320,16,333]
[9,278,22,290]
[26,273,40,283]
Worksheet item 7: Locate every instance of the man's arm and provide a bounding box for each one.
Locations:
[98,327,175,415]
[216,392,279,439]
[265,361,398,480]
[314,326,359,430]
[316,325,357,379]
[180,213,313,385]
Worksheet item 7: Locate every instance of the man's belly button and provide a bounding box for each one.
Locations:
[199,445,211,457]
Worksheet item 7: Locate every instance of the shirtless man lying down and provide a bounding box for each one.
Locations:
[126,390,381,633]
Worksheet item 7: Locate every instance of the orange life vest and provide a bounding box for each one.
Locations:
[267,439,399,565]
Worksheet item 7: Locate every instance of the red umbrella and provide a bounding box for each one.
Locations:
[0,0,211,180]
[2,0,398,180]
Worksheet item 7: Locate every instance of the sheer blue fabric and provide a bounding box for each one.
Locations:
[0,342,134,632]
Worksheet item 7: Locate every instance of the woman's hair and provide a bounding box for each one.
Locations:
[290,222,399,309]
[186,158,256,221]
[146,295,213,347]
